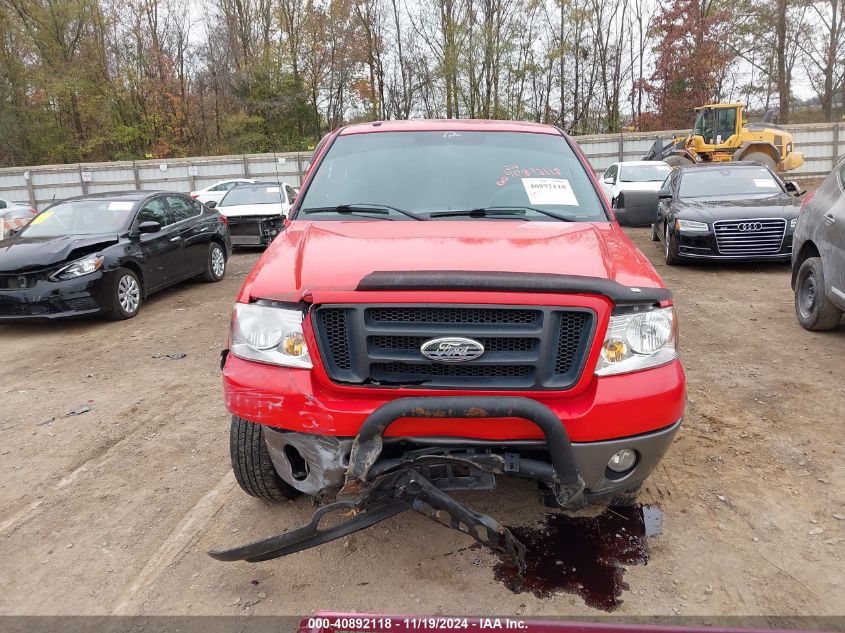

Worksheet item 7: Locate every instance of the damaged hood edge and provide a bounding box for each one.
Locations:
[0,234,119,273]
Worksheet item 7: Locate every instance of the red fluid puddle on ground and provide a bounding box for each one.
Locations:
[493,505,663,611]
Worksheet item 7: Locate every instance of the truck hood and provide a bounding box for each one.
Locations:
[0,234,118,273]
[219,203,286,218]
[240,220,664,303]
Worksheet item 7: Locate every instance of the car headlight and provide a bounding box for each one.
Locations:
[230,302,312,368]
[49,254,104,281]
[675,219,708,232]
[596,306,677,376]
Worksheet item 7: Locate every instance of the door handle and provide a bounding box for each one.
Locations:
[823,213,835,225]
[170,236,181,242]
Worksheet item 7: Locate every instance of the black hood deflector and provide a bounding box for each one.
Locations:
[356,270,671,306]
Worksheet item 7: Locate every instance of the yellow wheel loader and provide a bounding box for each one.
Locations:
[643,103,804,173]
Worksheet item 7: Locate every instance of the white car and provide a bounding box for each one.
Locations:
[190,179,256,205]
[212,182,298,246]
[600,161,672,207]
[0,198,37,238]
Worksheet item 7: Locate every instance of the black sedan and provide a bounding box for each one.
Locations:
[0,191,232,321]
[651,162,803,265]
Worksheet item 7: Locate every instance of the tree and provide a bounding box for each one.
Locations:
[800,0,845,120]
[649,0,737,128]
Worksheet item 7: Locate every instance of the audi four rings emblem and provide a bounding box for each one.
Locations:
[737,222,764,232]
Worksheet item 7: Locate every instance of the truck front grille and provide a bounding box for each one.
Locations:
[312,304,595,390]
[714,218,786,256]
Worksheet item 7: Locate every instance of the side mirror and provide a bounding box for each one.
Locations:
[615,190,660,227]
[657,188,672,200]
[603,176,614,184]
[206,200,218,209]
[139,220,162,234]
[784,181,804,196]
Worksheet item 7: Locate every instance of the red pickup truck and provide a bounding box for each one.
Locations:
[211,120,685,566]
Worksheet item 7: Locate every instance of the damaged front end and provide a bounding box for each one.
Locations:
[208,397,586,569]
[226,215,284,247]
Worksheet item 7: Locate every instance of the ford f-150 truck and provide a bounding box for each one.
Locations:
[210,120,686,567]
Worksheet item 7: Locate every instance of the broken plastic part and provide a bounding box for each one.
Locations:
[263,429,353,496]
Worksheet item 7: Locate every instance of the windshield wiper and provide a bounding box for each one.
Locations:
[300,204,427,221]
[429,206,577,222]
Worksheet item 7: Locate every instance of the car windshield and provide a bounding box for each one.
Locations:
[297,131,607,221]
[20,199,134,237]
[221,185,285,206]
[620,164,672,182]
[679,167,783,199]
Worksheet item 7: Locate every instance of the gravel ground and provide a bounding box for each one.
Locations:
[0,227,842,619]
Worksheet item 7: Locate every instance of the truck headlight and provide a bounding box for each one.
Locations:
[675,219,708,232]
[230,302,312,368]
[49,254,104,281]
[596,306,677,376]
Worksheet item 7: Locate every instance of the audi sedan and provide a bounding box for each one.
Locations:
[651,162,803,265]
[0,191,231,321]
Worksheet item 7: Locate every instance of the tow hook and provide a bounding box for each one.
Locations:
[209,396,584,568]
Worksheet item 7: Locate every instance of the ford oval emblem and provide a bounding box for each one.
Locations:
[420,337,485,363]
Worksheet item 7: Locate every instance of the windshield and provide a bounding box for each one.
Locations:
[221,185,285,206]
[692,108,711,138]
[679,167,783,199]
[297,131,607,221]
[620,165,672,182]
[20,199,134,237]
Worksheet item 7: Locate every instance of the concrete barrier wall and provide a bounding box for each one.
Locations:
[1,122,842,210]
[0,153,309,211]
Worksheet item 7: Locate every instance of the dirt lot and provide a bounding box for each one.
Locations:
[0,228,843,619]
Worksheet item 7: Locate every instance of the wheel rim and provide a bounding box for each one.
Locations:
[211,247,225,277]
[118,275,140,313]
[665,227,670,259]
[799,273,817,318]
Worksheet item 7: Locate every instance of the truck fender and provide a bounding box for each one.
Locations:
[735,141,781,162]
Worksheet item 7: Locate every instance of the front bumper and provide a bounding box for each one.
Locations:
[226,215,284,246]
[0,271,108,321]
[210,396,681,566]
[264,418,681,501]
[674,229,794,261]
[223,355,686,443]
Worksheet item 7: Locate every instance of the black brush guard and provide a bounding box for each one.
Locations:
[208,397,586,568]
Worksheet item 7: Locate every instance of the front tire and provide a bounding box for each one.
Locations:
[230,416,300,501]
[650,222,660,241]
[106,268,142,320]
[794,257,842,330]
[202,242,226,282]
[664,225,681,265]
[743,150,776,171]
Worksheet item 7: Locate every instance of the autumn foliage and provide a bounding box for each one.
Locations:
[649,0,736,128]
